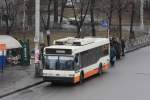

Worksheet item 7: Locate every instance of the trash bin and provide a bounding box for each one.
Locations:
[20,40,30,66]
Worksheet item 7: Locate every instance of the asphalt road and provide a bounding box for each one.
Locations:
[1,46,150,100]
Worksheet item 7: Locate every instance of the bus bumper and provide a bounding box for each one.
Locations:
[43,76,74,83]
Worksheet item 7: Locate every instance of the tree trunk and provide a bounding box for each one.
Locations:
[47,35,50,46]
[108,0,113,35]
[90,0,96,36]
[71,0,90,38]
[6,17,10,35]
[54,0,58,27]
[4,0,10,35]
[3,0,16,35]
[76,26,81,38]
[129,2,135,40]
[118,7,122,40]
[46,0,52,46]
[46,0,52,29]
[46,30,51,46]
[60,0,66,25]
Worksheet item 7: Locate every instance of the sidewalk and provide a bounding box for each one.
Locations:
[0,60,43,97]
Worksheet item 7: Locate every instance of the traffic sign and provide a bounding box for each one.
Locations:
[100,20,109,28]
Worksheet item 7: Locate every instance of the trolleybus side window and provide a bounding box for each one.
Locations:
[100,44,109,57]
[80,47,101,68]
[80,44,109,68]
[80,51,88,68]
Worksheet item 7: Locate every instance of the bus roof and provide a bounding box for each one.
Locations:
[44,37,109,55]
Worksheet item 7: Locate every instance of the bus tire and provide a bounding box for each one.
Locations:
[98,63,102,75]
[80,72,84,84]
[51,82,60,85]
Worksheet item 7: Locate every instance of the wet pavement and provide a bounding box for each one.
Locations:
[0,46,150,100]
[0,34,150,99]
[0,60,42,97]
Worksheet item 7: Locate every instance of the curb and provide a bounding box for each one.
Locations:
[0,81,44,99]
[125,43,150,53]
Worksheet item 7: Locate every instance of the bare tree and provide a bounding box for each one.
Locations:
[129,1,136,40]
[41,0,52,46]
[71,0,91,38]
[90,0,96,36]
[53,0,58,28]
[1,0,17,35]
[144,0,150,11]
[108,0,114,34]
[115,0,128,40]
[59,0,67,25]
[95,0,115,36]
[25,0,35,31]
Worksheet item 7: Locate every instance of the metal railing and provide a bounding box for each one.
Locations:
[125,34,150,53]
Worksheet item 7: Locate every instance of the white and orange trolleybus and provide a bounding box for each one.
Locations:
[42,37,110,84]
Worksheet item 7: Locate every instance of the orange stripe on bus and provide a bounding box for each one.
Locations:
[74,76,80,83]
[102,63,110,72]
[84,68,99,79]
[74,63,110,83]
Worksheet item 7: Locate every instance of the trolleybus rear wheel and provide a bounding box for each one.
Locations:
[98,63,103,75]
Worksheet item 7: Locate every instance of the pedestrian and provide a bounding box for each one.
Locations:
[40,44,45,67]
[113,38,121,60]
[121,39,125,56]
[110,44,116,66]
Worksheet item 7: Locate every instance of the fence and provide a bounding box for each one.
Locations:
[125,34,150,53]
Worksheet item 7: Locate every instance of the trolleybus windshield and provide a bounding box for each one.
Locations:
[45,55,75,70]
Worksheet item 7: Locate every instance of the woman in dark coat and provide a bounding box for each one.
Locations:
[110,44,117,66]
[113,39,121,60]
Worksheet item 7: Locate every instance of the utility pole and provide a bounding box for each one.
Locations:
[35,0,40,50]
[90,0,96,36]
[129,2,135,40]
[34,0,40,77]
[54,0,58,28]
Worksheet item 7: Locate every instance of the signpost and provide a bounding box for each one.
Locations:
[100,19,109,38]
[100,20,109,28]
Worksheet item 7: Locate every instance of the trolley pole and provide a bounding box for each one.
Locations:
[34,0,40,77]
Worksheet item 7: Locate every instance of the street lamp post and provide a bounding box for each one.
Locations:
[34,0,40,77]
